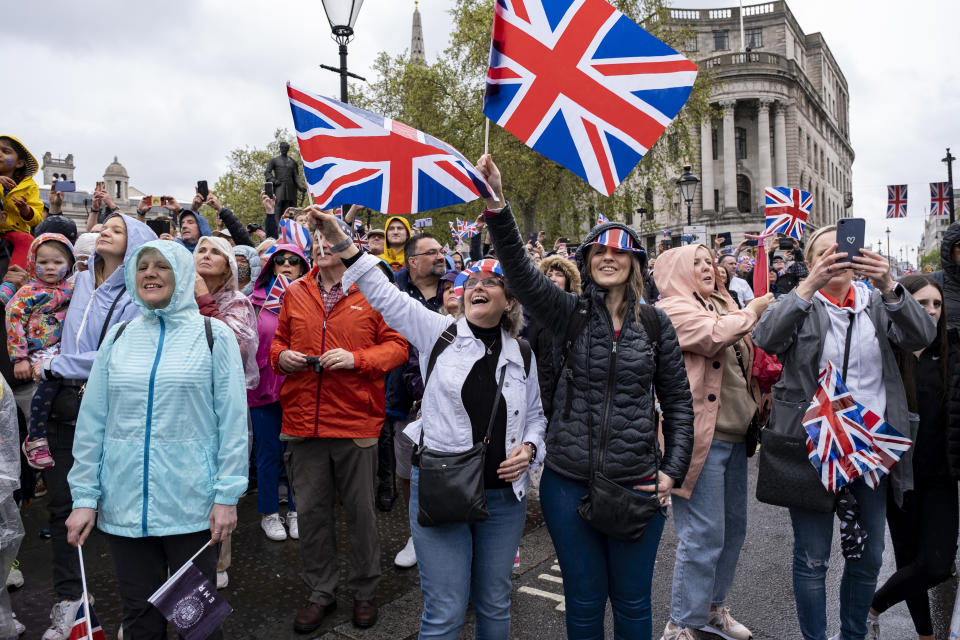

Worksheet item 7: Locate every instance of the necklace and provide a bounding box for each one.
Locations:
[479,336,497,355]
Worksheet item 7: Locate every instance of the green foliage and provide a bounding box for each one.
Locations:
[919,247,940,268]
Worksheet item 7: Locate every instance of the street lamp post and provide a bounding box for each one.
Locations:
[943,147,956,224]
[319,0,366,103]
[676,165,699,227]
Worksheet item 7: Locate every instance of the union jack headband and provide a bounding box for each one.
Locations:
[453,259,504,297]
[588,228,643,254]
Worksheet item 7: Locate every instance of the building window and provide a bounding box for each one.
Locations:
[115,181,122,199]
[745,27,762,49]
[711,127,718,161]
[735,127,747,160]
[685,35,698,52]
[713,189,719,212]
[713,30,729,51]
[736,174,751,213]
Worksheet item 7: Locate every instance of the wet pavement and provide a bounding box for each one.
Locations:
[9,461,959,639]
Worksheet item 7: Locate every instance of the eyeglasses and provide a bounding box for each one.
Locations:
[273,255,303,266]
[411,249,442,258]
[464,276,504,290]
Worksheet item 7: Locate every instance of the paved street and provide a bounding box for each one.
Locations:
[10,460,958,639]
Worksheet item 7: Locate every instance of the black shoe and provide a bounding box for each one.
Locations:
[294,601,337,634]
[376,482,395,512]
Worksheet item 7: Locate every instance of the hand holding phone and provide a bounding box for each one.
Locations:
[264,182,275,199]
[197,180,209,200]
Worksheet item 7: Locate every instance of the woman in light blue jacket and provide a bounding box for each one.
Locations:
[65,240,248,640]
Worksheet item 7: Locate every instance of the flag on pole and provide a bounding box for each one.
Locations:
[886,185,908,218]
[931,181,952,216]
[263,274,292,315]
[149,558,232,640]
[278,218,312,255]
[68,601,106,640]
[448,220,459,245]
[483,0,697,196]
[456,218,479,239]
[287,82,491,214]
[764,186,811,240]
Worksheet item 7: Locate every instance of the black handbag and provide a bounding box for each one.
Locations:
[732,341,762,458]
[414,365,506,527]
[755,318,855,513]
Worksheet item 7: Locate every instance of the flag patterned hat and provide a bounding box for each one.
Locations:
[454,258,504,297]
[587,227,643,254]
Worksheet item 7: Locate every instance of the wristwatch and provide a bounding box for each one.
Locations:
[881,283,903,303]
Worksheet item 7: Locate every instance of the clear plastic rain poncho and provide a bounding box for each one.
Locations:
[0,378,23,640]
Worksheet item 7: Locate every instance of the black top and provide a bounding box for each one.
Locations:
[461,321,509,489]
[914,337,949,477]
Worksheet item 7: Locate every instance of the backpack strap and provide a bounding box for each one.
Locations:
[517,338,532,377]
[558,298,591,419]
[423,323,458,387]
[637,303,661,360]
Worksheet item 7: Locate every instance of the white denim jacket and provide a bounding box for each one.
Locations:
[343,252,547,500]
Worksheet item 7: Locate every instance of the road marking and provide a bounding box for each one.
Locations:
[518,586,565,611]
[551,564,560,572]
[538,574,563,584]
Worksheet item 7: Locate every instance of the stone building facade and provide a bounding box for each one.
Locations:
[643,1,854,250]
[37,155,146,229]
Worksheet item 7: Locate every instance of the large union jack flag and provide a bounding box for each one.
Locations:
[764,186,812,240]
[484,0,697,196]
[930,181,952,217]
[886,185,908,218]
[287,82,491,214]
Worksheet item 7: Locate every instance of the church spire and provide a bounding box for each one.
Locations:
[411,0,426,64]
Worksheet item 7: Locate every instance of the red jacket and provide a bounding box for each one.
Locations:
[269,268,408,439]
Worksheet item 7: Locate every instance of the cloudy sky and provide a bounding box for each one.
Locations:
[9,0,958,259]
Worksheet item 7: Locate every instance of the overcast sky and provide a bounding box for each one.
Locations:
[9,0,958,259]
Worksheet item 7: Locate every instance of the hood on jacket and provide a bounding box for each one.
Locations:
[0,135,38,177]
[254,243,309,291]
[124,239,199,319]
[938,221,960,329]
[539,254,582,294]
[574,222,647,289]
[941,222,960,277]
[28,233,75,280]
[195,236,239,293]
[90,213,159,291]
[383,216,412,243]
[381,216,412,266]
[233,244,261,296]
[654,244,738,311]
[175,211,213,252]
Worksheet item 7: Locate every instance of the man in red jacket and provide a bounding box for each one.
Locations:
[270,221,407,633]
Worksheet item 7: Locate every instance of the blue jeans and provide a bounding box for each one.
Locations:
[670,440,747,628]
[410,466,526,640]
[539,467,666,640]
[250,403,295,514]
[789,477,887,640]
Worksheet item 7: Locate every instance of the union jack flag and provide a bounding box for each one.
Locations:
[457,218,480,240]
[448,220,460,244]
[287,82,490,214]
[483,0,698,196]
[279,218,311,255]
[69,601,106,640]
[764,186,812,240]
[589,227,641,253]
[930,181,952,217]
[263,274,292,316]
[886,185,908,218]
[355,231,368,250]
[597,212,609,225]
[857,403,912,489]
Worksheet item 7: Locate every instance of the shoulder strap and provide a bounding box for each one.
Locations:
[204,316,214,353]
[637,303,661,353]
[841,314,855,380]
[423,323,458,387]
[113,321,130,343]
[482,367,508,443]
[517,338,532,376]
[97,288,127,349]
[557,298,590,419]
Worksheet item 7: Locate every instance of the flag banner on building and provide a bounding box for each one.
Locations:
[69,601,106,640]
[597,212,609,225]
[278,218,312,255]
[764,186,811,240]
[149,562,232,640]
[263,274,292,315]
[287,82,491,214]
[483,0,697,196]
[931,181,952,217]
[886,185,908,218]
[801,360,912,493]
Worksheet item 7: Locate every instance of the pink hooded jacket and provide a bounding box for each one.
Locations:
[654,244,760,499]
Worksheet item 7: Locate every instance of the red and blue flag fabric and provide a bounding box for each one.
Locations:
[454,258,504,297]
[69,601,106,640]
[857,403,912,489]
[886,185,908,218]
[263,275,292,316]
[597,212,609,225]
[764,186,811,240]
[588,227,642,253]
[456,218,480,240]
[930,181,952,217]
[287,82,491,214]
[279,218,312,255]
[448,220,460,244]
[483,0,697,196]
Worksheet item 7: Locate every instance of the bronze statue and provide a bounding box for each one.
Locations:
[264,142,307,215]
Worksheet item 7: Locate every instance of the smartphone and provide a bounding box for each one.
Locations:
[835,217,865,263]
[197,180,209,199]
[147,218,171,237]
[95,181,105,192]
[53,180,76,192]
[149,196,165,207]
[778,237,795,251]
[528,232,538,244]
[743,238,758,247]
[717,232,732,247]
[264,182,275,198]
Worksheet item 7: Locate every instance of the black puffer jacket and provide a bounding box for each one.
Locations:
[936,222,960,474]
[485,205,694,484]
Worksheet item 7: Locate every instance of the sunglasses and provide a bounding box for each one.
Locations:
[464,276,504,290]
[273,255,303,266]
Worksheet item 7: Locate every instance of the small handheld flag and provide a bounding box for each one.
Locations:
[263,274,292,315]
[597,212,609,225]
[149,542,232,640]
[69,602,106,640]
[886,185,907,218]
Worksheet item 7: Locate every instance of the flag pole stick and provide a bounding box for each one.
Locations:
[77,545,94,640]
[484,118,490,156]
[190,539,214,566]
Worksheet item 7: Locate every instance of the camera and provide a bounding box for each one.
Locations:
[303,356,322,373]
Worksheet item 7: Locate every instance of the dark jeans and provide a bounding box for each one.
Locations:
[872,476,959,636]
[106,531,221,640]
[45,420,81,601]
[250,403,295,514]
[29,377,62,441]
[377,419,395,485]
[539,467,666,640]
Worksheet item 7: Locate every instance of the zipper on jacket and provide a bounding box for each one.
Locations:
[142,316,165,536]
[597,315,621,469]
[314,319,327,437]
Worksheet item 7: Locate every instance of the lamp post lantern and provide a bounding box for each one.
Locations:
[676,165,699,227]
[319,0,367,103]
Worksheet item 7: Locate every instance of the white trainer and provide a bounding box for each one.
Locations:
[286,512,299,540]
[12,612,24,635]
[42,598,84,640]
[261,513,287,541]
[216,571,228,590]
[6,565,23,590]
[864,614,880,640]
[394,536,417,568]
[660,621,697,640]
[699,606,752,640]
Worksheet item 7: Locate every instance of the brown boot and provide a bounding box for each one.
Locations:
[353,599,378,628]
[293,600,337,634]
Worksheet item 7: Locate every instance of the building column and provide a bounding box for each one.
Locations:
[757,98,773,193]
[700,117,714,215]
[720,99,738,213]
[774,101,788,186]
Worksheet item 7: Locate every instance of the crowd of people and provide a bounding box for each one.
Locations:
[0,135,958,640]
